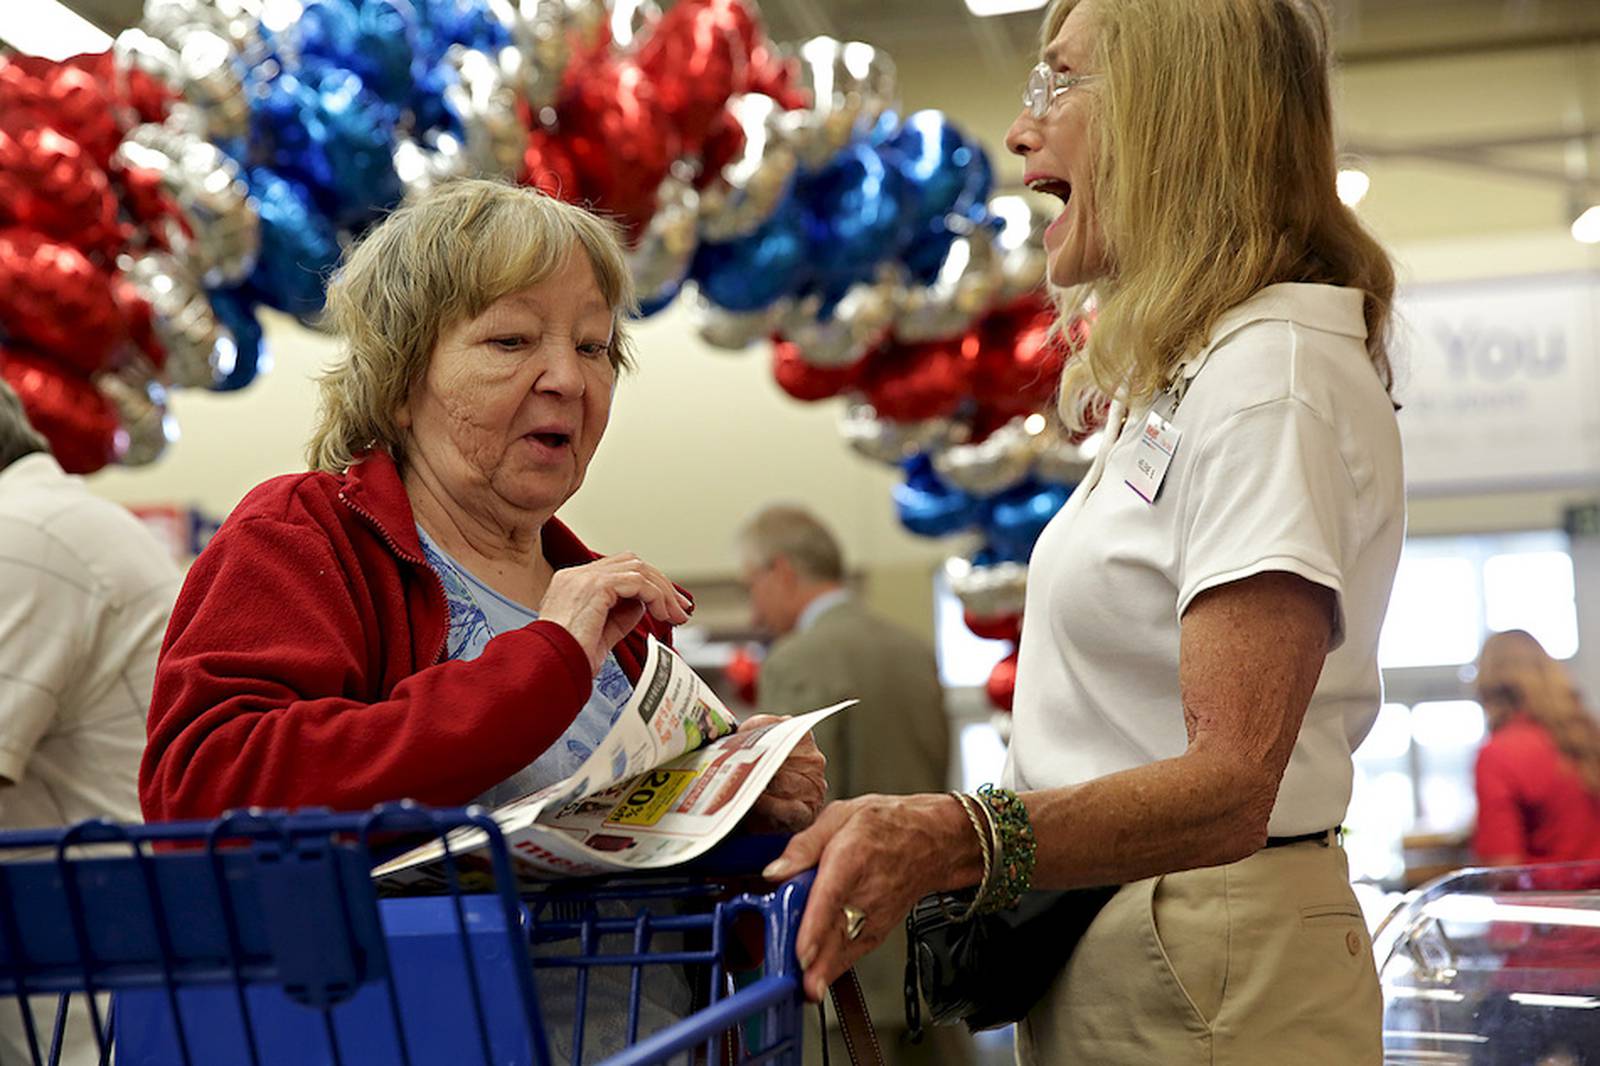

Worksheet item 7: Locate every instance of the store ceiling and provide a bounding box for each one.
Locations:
[59,0,1600,66]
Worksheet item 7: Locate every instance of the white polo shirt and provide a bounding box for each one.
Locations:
[0,453,180,831]
[1003,283,1405,835]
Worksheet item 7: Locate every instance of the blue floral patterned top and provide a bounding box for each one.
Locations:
[416,526,635,807]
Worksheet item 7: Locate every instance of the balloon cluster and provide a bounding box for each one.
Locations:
[3,1,1099,708]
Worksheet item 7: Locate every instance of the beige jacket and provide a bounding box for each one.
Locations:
[757,596,950,1029]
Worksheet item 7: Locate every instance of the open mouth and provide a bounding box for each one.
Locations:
[1027,177,1072,205]
[526,431,572,448]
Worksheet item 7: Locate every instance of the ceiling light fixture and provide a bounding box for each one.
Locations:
[1336,167,1371,207]
[964,0,1050,17]
[1571,204,1600,245]
[0,0,111,60]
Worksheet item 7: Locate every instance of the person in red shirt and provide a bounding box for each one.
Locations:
[140,178,825,831]
[1472,629,1600,865]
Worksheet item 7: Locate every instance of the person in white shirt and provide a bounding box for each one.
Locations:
[762,2,1402,1063]
[0,379,181,1060]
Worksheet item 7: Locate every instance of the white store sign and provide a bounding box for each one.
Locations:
[1393,273,1600,495]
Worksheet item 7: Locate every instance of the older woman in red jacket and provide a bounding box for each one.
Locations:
[140,178,824,827]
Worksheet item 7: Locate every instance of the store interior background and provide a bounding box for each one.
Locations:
[54,0,1600,902]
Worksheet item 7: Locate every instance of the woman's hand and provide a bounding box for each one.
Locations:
[742,715,827,833]
[539,553,692,674]
[761,792,982,1002]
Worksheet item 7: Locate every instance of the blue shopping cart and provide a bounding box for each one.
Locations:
[0,803,813,1066]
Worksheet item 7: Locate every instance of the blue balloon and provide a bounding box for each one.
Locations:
[894,454,982,538]
[881,111,994,230]
[206,287,269,392]
[691,199,810,312]
[290,0,416,107]
[243,168,342,318]
[797,142,912,302]
[635,284,681,319]
[251,67,402,230]
[983,480,1075,562]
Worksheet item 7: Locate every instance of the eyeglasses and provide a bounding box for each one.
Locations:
[1023,61,1100,120]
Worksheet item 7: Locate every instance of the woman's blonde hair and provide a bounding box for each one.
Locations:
[307,178,637,473]
[1476,630,1600,795]
[1040,0,1395,423]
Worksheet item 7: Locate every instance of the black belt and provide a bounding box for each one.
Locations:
[1264,828,1338,849]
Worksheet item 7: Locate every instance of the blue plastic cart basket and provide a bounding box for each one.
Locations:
[0,804,812,1066]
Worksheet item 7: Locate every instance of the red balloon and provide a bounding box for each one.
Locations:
[985,650,1019,713]
[772,339,861,402]
[0,126,126,260]
[636,0,756,153]
[111,161,190,255]
[556,59,680,239]
[969,297,1067,420]
[745,43,806,110]
[724,644,761,706]
[67,51,173,127]
[0,228,126,376]
[521,130,581,202]
[696,106,747,187]
[861,334,973,422]
[0,347,119,474]
[964,610,1021,644]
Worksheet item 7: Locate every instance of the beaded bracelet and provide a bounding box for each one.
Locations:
[939,792,993,922]
[973,784,1037,914]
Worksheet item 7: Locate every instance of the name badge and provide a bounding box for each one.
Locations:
[1125,409,1182,504]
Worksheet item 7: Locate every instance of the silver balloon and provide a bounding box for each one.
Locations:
[838,400,956,466]
[990,192,1055,303]
[606,0,662,49]
[1032,420,1100,486]
[698,93,799,243]
[490,0,570,112]
[119,252,228,389]
[392,131,466,196]
[98,368,178,467]
[690,290,786,352]
[444,47,528,179]
[932,418,1039,496]
[113,120,260,287]
[945,553,1029,618]
[779,272,898,368]
[783,37,898,170]
[628,175,699,305]
[141,0,268,63]
[113,27,250,144]
[894,226,1003,343]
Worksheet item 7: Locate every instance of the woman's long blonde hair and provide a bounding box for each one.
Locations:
[1041,0,1396,423]
[1476,630,1600,795]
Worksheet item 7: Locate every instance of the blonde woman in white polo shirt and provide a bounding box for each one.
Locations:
[762,1,1401,1062]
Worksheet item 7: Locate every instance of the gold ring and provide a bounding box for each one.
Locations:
[842,904,867,941]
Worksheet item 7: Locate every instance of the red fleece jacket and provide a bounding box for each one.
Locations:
[140,452,674,821]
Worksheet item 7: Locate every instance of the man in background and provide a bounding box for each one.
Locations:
[0,379,178,832]
[0,379,179,1060]
[737,504,964,1065]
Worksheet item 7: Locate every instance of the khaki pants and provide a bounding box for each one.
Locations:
[1017,841,1381,1065]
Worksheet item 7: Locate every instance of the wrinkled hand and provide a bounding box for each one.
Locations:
[761,793,978,1002]
[742,715,827,833]
[538,553,691,674]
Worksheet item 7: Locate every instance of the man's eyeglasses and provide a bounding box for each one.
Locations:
[1023,61,1100,120]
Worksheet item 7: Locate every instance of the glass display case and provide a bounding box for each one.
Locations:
[1377,862,1600,1065]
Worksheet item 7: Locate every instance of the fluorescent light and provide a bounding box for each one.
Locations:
[964,0,1050,16]
[1337,168,1371,207]
[0,0,112,60]
[1571,204,1600,244]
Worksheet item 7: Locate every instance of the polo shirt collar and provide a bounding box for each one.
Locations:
[1175,283,1368,383]
[0,452,67,489]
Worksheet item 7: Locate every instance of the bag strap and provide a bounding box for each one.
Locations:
[827,967,885,1066]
